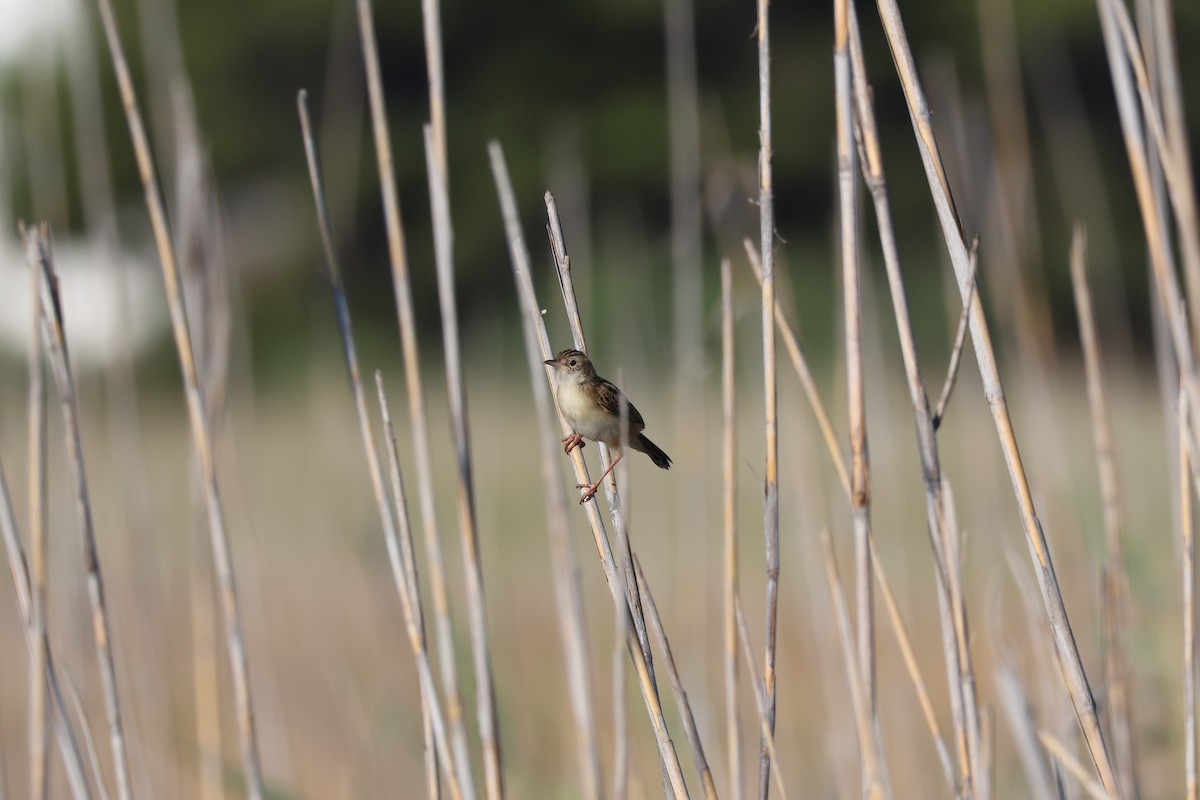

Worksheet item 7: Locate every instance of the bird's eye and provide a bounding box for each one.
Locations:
[568,359,577,367]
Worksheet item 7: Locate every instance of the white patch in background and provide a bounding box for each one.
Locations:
[0,0,77,66]
[0,238,168,368]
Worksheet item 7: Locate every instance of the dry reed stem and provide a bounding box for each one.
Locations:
[834,10,882,795]
[355,1,466,789]
[615,387,636,800]
[872,0,1118,788]
[487,143,602,800]
[975,0,1056,369]
[0,443,92,800]
[993,664,1055,800]
[489,159,686,796]
[1069,226,1137,797]
[1183,391,1197,800]
[1038,732,1116,800]
[632,557,718,798]
[743,243,847,490]
[819,530,884,800]
[1106,0,1200,293]
[1148,0,1200,353]
[932,240,980,432]
[755,0,781,794]
[721,257,742,800]
[420,0,448,178]
[613,595,629,800]
[26,229,48,800]
[296,90,465,800]
[92,2,263,793]
[423,125,505,800]
[733,600,789,800]
[845,4,983,788]
[544,194,655,673]
[376,375,467,800]
[543,192,688,799]
[27,228,134,800]
[58,657,112,800]
[489,148,688,798]
[375,371,439,799]
[1096,0,1200,493]
[745,243,957,795]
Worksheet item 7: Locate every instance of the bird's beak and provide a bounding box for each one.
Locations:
[544,359,560,368]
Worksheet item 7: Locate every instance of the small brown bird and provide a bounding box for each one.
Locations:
[544,348,672,503]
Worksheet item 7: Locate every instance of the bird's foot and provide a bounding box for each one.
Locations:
[576,481,601,504]
[562,433,585,454]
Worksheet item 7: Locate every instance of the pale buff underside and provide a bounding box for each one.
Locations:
[555,378,641,450]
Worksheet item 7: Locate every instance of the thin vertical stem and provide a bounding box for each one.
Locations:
[755,0,780,795]
[819,530,885,800]
[1070,226,1137,798]
[745,242,956,796]
[492,154,687,797]
[424,125,504,800]
[734,601,790,800]
[834,4,878,788]
[296,91,464,800]
[26,231,48,800]
[1183,392,1197,800]
[873,0,1118,788]
[92,1,263,793]
[722,257,742,800]
[28,228,134,800]
[355,1,466,790]
[487,142,602,800]
[0,456,92,800]
[846,1,980,792]
[544,193,655,676]
[633,558,719,798]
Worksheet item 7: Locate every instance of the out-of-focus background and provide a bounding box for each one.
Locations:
[1,0,1199,796]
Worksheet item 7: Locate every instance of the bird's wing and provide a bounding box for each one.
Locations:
[595,378,645,429]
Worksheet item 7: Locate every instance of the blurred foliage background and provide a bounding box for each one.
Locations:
[5,0,1198,374]
[3,0,1200,796]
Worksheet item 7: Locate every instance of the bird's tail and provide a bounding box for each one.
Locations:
[633,433,672,470]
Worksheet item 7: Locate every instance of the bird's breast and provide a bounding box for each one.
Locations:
[557,381,621,445]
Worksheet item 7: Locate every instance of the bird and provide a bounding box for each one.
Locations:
[543,348,672,503]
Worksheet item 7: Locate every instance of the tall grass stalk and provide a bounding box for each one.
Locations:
[296,90,464,800]
[754,0,780,796]
[870,0,1117,788]
[1069,226,1137,797]
[721,257,742,800]
[632,556,718,797]
[1182,391,1197,800]
[993,664,1055,800]
[846,1,982,792]
[423,124,505,800]
[833,9,884,796]
[733,600,789,800]
[487,142,603,800]
[27,227,133,800]
[819,529,884,800]
[489,157,687,796]
[25,226,48,800]
[0,456,91,800]
[745,243,957,795]
[543,191,692,799]
[92,1,264,792]
[355,1,466,790]
[544,194,655,673]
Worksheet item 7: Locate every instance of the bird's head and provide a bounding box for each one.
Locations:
[544,348,596,383]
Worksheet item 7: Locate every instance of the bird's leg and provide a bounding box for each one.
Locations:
[561,432,585,454]
[577,450,622,504]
